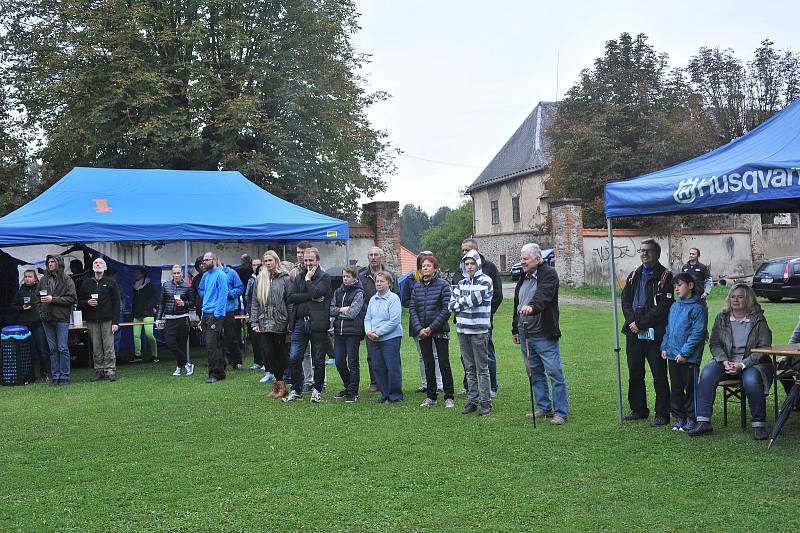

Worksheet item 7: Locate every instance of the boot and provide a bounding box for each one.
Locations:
[268,381,279,398]
[275,381,287,398]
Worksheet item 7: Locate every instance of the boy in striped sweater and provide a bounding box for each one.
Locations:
[449,250,494,416]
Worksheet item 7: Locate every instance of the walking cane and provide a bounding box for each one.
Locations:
[523,335,536,429]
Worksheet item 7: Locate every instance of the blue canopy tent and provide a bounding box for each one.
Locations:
[603,98,800,425]
[0,167,348,245]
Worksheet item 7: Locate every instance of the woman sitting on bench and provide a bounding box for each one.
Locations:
[688,283,773,440]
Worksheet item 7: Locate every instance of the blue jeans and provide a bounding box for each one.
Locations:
[519,331,569,418]
[333,335,361,396]
[43,320,70,381]
[696,360,767,427]
[368,337,403,401]
[288,320,326,393]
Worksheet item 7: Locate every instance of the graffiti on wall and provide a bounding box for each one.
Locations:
[592,238,639,263]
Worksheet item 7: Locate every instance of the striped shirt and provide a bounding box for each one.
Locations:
[448,250,493,334]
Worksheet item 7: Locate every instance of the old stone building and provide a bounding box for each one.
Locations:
[465,101,555,271]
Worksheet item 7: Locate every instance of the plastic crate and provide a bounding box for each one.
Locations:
[2,326,33,386]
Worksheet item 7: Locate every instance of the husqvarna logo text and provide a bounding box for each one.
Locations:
[673,168,800,205]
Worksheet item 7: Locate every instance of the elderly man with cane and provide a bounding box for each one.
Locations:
[512,243,569,426]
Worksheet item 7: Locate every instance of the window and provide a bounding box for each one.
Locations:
[490,200,499,225]
[500,254,507,272]
[512,196,520,223]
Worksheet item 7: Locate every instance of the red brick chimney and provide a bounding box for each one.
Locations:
[362,201,401,273]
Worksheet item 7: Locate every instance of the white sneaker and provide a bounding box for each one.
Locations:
[283,390,302,402]
[490,390,497,398]
[311,388,322,403]
[420,398,436,407]
[259,372,275,384]
[172,367,182,376]
[249,363,262,371]
[185,363,194,376]
[445,399,455,409]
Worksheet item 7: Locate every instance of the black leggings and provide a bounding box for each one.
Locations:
[253,331,287,379]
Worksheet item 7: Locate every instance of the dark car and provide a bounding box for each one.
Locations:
[510,248,555,281]
[752,257,800,302]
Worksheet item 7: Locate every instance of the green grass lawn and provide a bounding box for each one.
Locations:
[2,295,800,531]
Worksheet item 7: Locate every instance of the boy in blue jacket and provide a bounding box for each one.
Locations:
[660,273,708,431]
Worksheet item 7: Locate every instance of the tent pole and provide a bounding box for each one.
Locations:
[184,240,191,364]
[345,240,350,266]
[607,218,623,426]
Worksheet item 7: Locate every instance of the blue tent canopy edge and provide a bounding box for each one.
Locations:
[0,167,349,245]
[604,97,800,218]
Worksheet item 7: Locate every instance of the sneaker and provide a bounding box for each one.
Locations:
[249,363,263,371]
[344,395,359,403]
[205,376,220,384]
[152,357,160,363]
[131,355,143,363]
[479,404,493,416]
[683,419,697,432]
[107,372,117,382]
[334,390,348,399]
[283,390,302,402]
[185,363,194,376]
[623,410,647,421]
[650,415,669,427]
[490,390,497,399]
[416,386,427,393]
[444,399,455,409]
[458,388,467,396]
[754,427,768,441]
[461,403,478,415]
[526,409,553,420]
[368,383,380,392]
[420,398,437,407]
[671,418,686,431]
[550,415,566,425]
[172,367,182,377]
[310,389,322,403]
[259,372,275,384]
[687,421,713,436]
[234,363,243,370]
[90,372,105,382]
[302,383,314,394]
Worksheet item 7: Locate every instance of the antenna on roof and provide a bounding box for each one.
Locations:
[555,51,560,102]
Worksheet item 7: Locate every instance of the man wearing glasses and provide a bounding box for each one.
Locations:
[620,239,674,426]
[198,252,229,383]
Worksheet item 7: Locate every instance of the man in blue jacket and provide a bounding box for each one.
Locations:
[199,252,229,383]
[221,261,245,370]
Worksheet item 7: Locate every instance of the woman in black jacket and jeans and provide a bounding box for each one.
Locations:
[330,267,365,401]
[409,255,454,408]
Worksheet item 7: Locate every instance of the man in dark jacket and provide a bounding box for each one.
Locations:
[681,247,713,300]
[452,239,503,395]
[79,257,121,381]
[37,255,77,385]
[621,239,674,426]
[512,243,569,424]
[284,247,331,403]
[358,246,399,392]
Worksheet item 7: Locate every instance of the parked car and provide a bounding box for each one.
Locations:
[510,248,555,281]
[752,256,800,302]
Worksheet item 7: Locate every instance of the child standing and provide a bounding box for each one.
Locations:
[448,250,494,416]
[661,272,708,431]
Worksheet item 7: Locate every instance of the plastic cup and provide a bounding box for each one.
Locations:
[91,293,99,300]
[23,297,31,304]
[39,290,47,296]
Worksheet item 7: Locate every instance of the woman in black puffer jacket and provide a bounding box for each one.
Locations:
[409,255,454,407]
[329,267,365,400]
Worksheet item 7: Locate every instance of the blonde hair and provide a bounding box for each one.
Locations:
[256,250,287,304]
[722,283,758,316]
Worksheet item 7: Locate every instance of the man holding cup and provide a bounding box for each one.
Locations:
[156,265,195,376]
[37,255,77,386]
[78,257,121,381]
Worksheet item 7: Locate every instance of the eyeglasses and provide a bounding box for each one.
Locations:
[202,258,214,262]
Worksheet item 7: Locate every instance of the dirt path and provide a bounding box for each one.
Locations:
[502,285,611,307]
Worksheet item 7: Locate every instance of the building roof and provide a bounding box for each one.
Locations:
[465,101,556,193]
[398,245,417,275]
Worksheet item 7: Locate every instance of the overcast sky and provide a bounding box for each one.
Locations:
[352,0,800,215]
